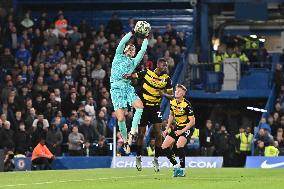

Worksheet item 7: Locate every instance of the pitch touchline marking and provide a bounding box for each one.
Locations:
[0,174,165,188]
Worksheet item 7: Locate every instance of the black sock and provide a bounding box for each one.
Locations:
[154,146,161,158]
[164,147,177,165]
[177,147,185,168]
[137,145,142,156]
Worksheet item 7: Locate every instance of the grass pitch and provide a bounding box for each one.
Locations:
[0,168,283,189]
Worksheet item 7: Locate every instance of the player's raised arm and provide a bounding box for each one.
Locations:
[133,38,148,67]
[115,32,133,55]
[159,77,174,100]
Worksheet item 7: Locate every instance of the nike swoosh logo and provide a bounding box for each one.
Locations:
[260,160,284,168]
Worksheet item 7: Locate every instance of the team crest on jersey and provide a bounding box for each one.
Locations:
[178,107,184,112]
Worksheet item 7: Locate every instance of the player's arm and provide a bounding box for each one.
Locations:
[133,38,149,67]
[166,111,174,131]
[159,90,174,100]
[115,32,133,55]
[123,70,147,80]
[159,77,174,100]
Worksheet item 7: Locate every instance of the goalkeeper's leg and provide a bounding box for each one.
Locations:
[116,109,128,142]
[131,99,143,134]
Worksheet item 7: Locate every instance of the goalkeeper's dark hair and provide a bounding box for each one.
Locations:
[124,43,135,53]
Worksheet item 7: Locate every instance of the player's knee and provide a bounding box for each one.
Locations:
[161,143,168,150]
[176,143,185,149]
[136,104,144,109]
[117,116,125,122]
[134,100,144,109]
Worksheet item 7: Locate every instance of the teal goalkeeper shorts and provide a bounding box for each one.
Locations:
[110,84,140,111]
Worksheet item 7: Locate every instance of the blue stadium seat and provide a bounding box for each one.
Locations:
[239,68,270,90]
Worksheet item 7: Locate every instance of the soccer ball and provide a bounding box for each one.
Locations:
[134,21,151,36]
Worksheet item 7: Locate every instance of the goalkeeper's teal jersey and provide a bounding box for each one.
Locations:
[110,32,148,88]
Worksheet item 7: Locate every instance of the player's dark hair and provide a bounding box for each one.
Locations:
[157,58,167,64]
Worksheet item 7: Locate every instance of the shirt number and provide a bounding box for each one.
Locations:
[185,130,191,137]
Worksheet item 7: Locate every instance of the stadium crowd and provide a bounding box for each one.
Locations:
[0,8,186,159]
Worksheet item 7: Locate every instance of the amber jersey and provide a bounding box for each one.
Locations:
[170,98,194,127]
[135,69,173,106]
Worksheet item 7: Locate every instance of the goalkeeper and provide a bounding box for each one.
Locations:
[110,21,150,153]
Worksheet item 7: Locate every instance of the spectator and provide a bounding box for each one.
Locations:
[14,122,30,155]
[15,43,31,65]
[31,114,49,147]
[55,13,68,37]
[146,138,155,156]
[68,125,84,156]
[0,48,14,72]
[33,94,45,115]
[20,12,34,29]
[31,138,55,170]
[274,64,284,94]
[274,102,284,117]
[0,121,15,151]
[85,97,96,119]
[142,54,154,70]
[168,38,181,63]
[79,116,98,143]
[93,136,109,156]
[4,151,15,172]
[280,49,284,63]
[176,32,186,50]
[7,26,18,53]
[164,23,177,39]
[152,35,167,61]
[95,31,107,47]
[106,13,123,37]
[200,120,215,156]
[54,88,62,103]
[94,110,107,139]
[187,128,200,156]
[25,107,36,133]
[235,126,253,167]
[147,32,157,49]
[164,50,175,74]
[254,128,274,156]
[69,26,81,45]
[62,92,80,117]
[274,128,284,155]
[66,110,79,128]
[214,125,230,158]
[91,64,106,83]
[264,141,279,157]
[78,19,91,34]
[61,123,71,154]
[258,117,271,134]
[46,123,63,156]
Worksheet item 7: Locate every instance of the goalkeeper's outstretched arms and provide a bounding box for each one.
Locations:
[115,31,134,55]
